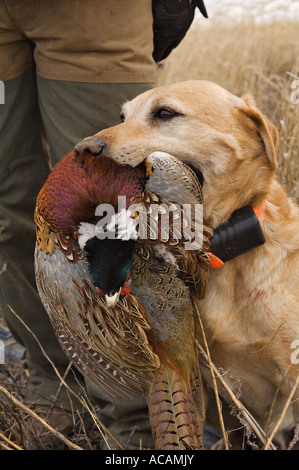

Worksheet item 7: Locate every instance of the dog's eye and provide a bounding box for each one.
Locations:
[120,113,125,123]
[154,108,177,119]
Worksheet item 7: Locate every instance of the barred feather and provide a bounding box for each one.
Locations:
[147,366,204,450]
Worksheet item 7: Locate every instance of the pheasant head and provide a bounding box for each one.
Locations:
[35,150,147,306]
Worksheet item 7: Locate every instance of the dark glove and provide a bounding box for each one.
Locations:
[152,0,208,63]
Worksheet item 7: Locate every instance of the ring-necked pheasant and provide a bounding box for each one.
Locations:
[34,149,212,450]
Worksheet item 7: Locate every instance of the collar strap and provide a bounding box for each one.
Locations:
[252,199,266,218]
[208,201,266,269]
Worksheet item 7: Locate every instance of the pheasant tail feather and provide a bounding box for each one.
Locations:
[146,366,204,450]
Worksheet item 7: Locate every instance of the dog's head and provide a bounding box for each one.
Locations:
[74,81,278,227]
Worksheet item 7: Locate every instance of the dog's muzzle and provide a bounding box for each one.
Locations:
[74,136,106,158]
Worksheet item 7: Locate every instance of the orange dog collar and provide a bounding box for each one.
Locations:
[208,201,266,269]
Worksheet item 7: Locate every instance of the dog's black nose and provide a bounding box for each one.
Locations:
[74,136,106,157]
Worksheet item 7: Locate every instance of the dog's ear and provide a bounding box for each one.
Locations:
[239,94,278,171]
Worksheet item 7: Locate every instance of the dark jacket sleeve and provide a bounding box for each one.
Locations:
[152,0,208,63]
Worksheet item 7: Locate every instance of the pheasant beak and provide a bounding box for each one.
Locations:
[104,289,121,308]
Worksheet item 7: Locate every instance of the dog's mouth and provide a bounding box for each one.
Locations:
[145,151,204,188]
[184,161,204,187]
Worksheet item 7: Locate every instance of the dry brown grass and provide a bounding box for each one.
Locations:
[0,362,106,450]
[156,7,299,202]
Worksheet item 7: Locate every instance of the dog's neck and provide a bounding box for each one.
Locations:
[208,201,266,268]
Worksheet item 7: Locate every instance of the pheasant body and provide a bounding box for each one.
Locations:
[34,149,212,449]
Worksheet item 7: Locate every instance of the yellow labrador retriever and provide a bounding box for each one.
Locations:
[74,81,299,448]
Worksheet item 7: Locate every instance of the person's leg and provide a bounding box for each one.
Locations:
[36,79,153,165]
[0,1,85,413]
[0,75,154,449]
[0,69,84,409]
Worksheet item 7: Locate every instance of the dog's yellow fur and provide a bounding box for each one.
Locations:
[89,80,299,447]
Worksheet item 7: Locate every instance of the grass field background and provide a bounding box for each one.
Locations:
[157,0,299,202]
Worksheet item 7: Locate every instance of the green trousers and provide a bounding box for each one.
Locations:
[0,69,154,449]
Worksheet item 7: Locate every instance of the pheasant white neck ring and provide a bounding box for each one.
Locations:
[78,206,138,249]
